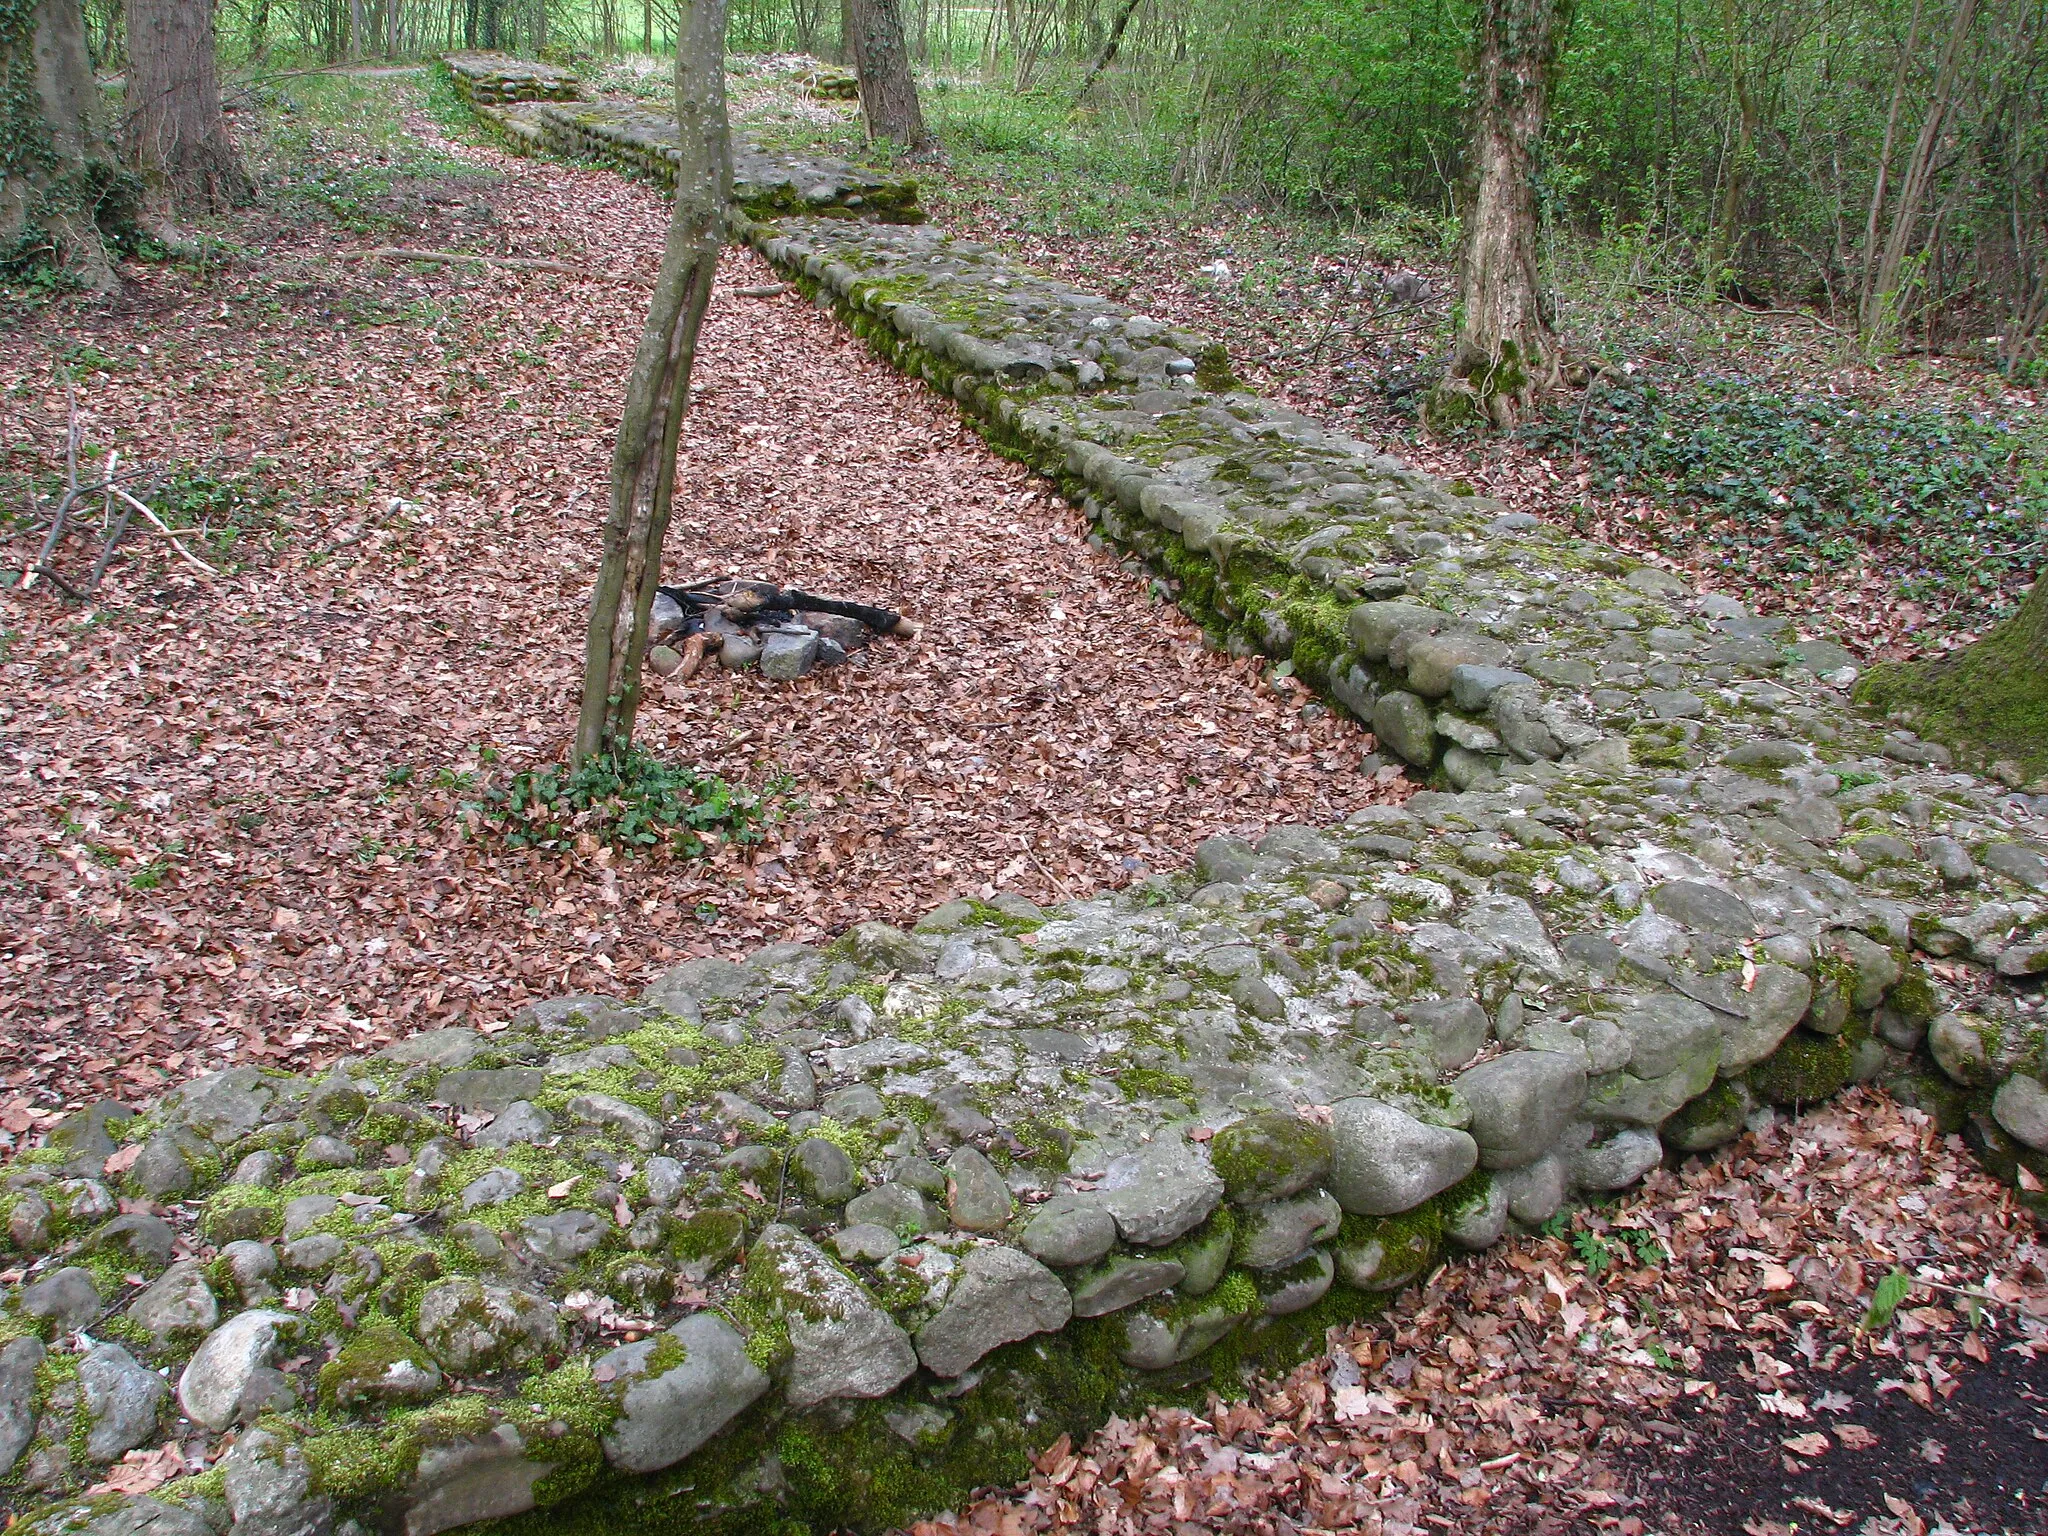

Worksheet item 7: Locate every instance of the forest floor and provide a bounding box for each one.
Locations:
[3,64,2046,1536]
[0,70,1398,1115]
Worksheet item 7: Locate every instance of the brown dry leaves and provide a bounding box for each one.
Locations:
[913,1091,2048,1536]
[0,111,1401,1114]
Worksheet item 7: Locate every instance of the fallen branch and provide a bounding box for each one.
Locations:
[717,283,789,299]
[351,248,594,277]
[111,486,217,578]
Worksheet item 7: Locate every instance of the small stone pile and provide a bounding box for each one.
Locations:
[644,579,917,683]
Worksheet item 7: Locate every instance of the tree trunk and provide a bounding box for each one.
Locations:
[126,0,251,226]
[1073,0,1141,104]
[575,0,731,766]
[1703,0,1757,292]
[1860,0,1982,344]
[849,0,929,149]
[1421,0,1570,434]
[2,0,131,290]
[1855,576,2048,784]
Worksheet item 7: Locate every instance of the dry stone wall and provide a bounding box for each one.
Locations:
[4,61,2047,1536]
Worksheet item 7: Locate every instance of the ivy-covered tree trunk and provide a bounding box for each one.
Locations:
[574,0,731,766]
[1855,575,2048,784]
[2,0,131,289]
[1422,0,1571,433]
[126,0,251,227]
[848,0,929,150]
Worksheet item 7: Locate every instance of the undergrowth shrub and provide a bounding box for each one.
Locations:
[468,745,796,857]
[1523,369,2048,606]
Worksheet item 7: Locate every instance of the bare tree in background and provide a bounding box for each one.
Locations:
[1423,0,1572,432]
[849,0,930,148]
[2,0,133,290]
[127,0,251,230]
[576,0,733,765]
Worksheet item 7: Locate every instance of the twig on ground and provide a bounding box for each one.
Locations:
[350,247,594,277]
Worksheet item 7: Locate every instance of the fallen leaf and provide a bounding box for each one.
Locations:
[1780,1432,1830,1457]
[1833,1424,1879,1449]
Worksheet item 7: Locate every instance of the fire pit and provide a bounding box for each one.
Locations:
[647,578,918,682]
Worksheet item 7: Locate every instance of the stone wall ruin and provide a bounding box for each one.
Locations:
[3,55,2046,1536]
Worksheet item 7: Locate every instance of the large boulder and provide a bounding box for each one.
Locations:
[742,1225,916,1407]
[597,1314,770,1474]
[415,1280,562,1376]
[1456,1051,1587,1168]
[1326,1098,1477,1215]
[915,1246,1072,1377]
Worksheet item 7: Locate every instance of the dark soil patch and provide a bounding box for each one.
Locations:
[1617,1345,2048,1533]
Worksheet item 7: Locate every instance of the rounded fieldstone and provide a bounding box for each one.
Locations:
[1992,1074,2048,1151]
[296,1134,357,1170]
[80,1213,173,1273]
[1374,690,1437,767]
[1444,1180,1508,1251]
[459,1168,525,1211]
[1259,1248,1335,1315]
[416,1278,563,1375]
[1233,1190,1342,1268]
[1326,1098,1477,1216]
[1456,1051,1588,1169]
[792,1138,858,1205]
[1646,880,1755,936]
[281,1233,345,1273]
[520,1210,609,1263]
[80,1342,169,1462]
[0,1337,43,1477]
[832,1224,902,1262]
[1017,1194,1117,1268]
[178,1309,300,1430]
[125,1260,218,1347]
[945,1146,1014,1231]
[844,1181,942,1235]
[1569,1127,1663,1191]
[219,1240,280,1305]
[20,1266,102,1331]
[1209,1111,1333,1203]
[1495,1154,1568,1224]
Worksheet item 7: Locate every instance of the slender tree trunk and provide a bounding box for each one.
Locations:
[576,0,731,766]
[1703,0,1757,290]
[849,0,930,148]
[126,0,252,226]
[1073,0,1140,103]
[3,0,131,289]
[1860,0,1981,343]
[1422,0,1570,433]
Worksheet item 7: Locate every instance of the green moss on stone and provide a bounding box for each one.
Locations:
[1748,1027,1858,1107]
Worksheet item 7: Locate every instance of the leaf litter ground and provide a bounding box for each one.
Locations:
[917,1092,2048,1536]
[0,82,1397,1118]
